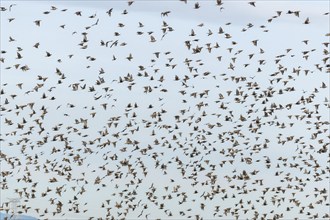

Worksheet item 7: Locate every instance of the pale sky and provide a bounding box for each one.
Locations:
[0,0,329,219]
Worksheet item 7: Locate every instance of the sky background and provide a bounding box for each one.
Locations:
[1,0,329,219]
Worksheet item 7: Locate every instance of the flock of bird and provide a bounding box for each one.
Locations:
[0,1,329,220]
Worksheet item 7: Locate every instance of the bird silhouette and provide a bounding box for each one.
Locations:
[0,1,329,220]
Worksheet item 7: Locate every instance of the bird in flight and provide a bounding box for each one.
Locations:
[0,1,329,220]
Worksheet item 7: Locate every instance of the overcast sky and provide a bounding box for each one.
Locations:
[1,0,329,219]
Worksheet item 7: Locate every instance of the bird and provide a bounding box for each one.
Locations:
[1,2,329,220]
[150,35,156,42]
[304,17,310,24]
[34,20,41,26]
[9,4,16,11]
[161,11,171,17]
[248,1,256,7]
[106,8,113,17]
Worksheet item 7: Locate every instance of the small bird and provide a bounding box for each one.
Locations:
[194,2,200,9]
[126,53,133,61]
[150,35,156,42]
[16,52,22,59]
[106,8,113,17]
[1,3,329,220]
[161,11,171,17]
[304,17,310,24]
[248,1,256,7]
[34,20,41,26]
